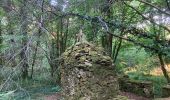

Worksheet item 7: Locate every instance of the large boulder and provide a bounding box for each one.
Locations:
[60,42,119,100]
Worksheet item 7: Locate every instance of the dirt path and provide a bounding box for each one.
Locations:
[120,92,150,100]
[44,93,61,100]
[155,98,170,100]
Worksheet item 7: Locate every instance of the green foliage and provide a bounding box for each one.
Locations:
[116,46,158,73]
[0,66,61,100]
[130,1,141,7]
[1,0,170,99]
[0,8,5,17]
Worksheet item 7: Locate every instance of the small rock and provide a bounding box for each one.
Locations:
[84,62,92,67]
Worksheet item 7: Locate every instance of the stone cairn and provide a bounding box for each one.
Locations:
[59,42,119,100]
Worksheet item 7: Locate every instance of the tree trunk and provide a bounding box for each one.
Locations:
[113,39,122,63]
[158,53,170,83]
[63,18,69,51]
[0,19,2,67]
[20,0,29,79]
[30,0,44,79]
[100,0,113,56]
[2,0,16,67]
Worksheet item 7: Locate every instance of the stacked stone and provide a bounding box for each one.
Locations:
[60,42,119,100]
[162,85,170,97]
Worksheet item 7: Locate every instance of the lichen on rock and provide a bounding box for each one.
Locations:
[60,42,119,100]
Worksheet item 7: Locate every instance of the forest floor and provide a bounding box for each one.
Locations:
[37,92,145,100]
[9,83,169,100]
[41,91,170,100]
[11,84,60,100]
[4,76,169,100]
[40,65,170,100]
[120,92,150,100]
[1,66,170,100]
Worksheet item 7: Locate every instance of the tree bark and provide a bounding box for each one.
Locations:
[0,19,2,67]
[64,18,69,51]
[30,0,44,79]
[20,0,29,79]
[158,53,170,83]
[101,0,113,56]
[113,39,122,63]
[2,0,17,67]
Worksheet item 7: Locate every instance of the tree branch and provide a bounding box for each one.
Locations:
[48,11,169,55]
[138,0,170,16]
[123,1,170,33]
[165,0,170,10]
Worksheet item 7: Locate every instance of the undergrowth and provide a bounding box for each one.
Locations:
[0,66,61,100]
[117,46,168,97]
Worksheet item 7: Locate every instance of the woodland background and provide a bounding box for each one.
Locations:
[0,0,170,99]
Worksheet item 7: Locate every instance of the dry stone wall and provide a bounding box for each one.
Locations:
[60,42,119,100]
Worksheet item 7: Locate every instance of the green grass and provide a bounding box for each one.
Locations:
[116,46,159,74]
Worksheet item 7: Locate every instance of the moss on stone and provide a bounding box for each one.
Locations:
[118,76,153,98]
[162,85,170,97]
[60,42,119,100]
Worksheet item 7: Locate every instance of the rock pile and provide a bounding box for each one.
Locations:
[60,42,119,100]
[118,75,153,98]
[162,85,170,97]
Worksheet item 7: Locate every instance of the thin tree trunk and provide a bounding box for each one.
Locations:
[2,0,17,67]
[20,0,29,79]
[112,41,117,58]
[30,38,40,79]
[101,0,113,56]
[30,0,44,79]
[113,1,126,63]
[113,39,122,63]
[158,53,170,83]
[49,19,61,77]
[165,0,170,10]
[108,34,113,56]
[60,18,64,54]
[151,14,170,83]
[0,20,2,67]
[64,18,69,51]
